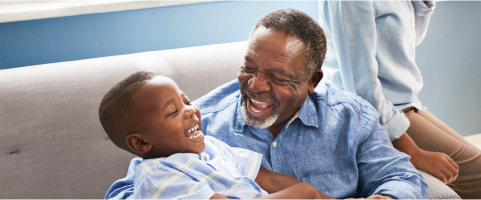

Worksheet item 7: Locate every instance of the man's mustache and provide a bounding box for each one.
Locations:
[241,85,277,105]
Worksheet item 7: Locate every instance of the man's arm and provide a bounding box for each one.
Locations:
[356,108,428,199]
[254,166,333,199]
[210,182,324,200]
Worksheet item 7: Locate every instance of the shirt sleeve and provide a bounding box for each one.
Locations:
[356,102,428,199]
[412,1,436,45]
[105,157,142,199]
[319,1,409,140]
[133,161,216,199]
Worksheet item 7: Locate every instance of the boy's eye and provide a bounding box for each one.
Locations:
[167,109,178,117]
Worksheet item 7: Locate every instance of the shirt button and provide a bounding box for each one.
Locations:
[272,142,277,147]
[203,156,207,161]
[412,22,415,28]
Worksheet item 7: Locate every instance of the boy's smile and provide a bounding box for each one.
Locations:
[128,75,205,158]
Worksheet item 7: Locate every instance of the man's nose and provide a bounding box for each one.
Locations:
[249,73,270,93]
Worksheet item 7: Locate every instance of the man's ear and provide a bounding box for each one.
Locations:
[308,69,323,94]
[125,133,152,155]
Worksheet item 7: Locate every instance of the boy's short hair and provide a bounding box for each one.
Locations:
[99,71,158,152]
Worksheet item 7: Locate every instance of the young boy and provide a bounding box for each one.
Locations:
[99,71,329,199]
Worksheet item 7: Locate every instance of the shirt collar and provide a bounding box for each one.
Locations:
[234,94,318,132]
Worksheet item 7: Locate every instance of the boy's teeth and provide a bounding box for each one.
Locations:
[187,125,200,133]
[186,131,203,139]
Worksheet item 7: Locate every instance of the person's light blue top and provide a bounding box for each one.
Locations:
[109,136,267,199]
[105,80,428,199]
[318,0,435,140]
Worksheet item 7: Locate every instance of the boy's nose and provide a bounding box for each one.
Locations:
[184,105,196,118]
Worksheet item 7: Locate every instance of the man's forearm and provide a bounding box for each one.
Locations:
[255,167,333,199]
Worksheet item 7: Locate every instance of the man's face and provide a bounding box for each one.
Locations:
[129,76,204,158]
[238,26,311,130]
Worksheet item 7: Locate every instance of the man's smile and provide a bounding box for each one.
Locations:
[247,96,275,117]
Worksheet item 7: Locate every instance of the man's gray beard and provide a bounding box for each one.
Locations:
[240,98,280,130]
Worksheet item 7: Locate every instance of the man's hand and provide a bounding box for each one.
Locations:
[392,133,459,183]
[410,150,459,183]
[345,194,396,200]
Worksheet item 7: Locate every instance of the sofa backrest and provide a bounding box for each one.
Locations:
[0,41,247,198]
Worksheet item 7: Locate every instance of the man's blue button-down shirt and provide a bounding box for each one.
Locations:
[105,80,427,199]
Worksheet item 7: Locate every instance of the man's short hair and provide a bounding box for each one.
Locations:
[98,71,158,151]
[251,8,327,79]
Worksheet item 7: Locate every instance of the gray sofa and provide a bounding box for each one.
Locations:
[0,41,459,198]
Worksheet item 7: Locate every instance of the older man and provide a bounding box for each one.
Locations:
[106,9,427,199]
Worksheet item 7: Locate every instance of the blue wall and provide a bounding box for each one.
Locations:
[416,1,481,136]
[0,1,318,69]
[0,1,480,136]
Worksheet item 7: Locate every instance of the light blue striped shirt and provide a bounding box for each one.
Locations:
[318,0,435,140]
[131,136,267,199]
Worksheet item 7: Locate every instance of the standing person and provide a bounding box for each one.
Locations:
[318,1,481,198]
[106,8,428,199]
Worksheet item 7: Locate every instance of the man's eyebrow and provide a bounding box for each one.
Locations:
[264,68,295,79]
[244,56,258,67]
[244,55,295,80]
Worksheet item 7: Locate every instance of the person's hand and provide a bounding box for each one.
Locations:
[391,133,459,184]
[410,149,459,183]
[345,194,396,200]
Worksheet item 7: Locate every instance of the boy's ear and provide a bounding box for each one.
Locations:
[125,133,152,155]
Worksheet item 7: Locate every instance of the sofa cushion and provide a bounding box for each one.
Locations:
[0,41,247,198]
[417,170,461,199]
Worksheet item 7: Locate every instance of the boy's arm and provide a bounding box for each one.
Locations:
[254,166,333,199]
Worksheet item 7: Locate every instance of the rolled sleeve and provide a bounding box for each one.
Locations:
[385,110,410,141]
[373,179,427,199]
[413,0,436,44]
[413,0,435,15]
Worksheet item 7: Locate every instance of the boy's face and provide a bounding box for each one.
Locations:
[129,76,204,158]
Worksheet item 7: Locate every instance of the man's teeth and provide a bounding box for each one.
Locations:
[187,125,199,133]
[186,131,203,139]
[251,99,264,104]
[251,106,261,113]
